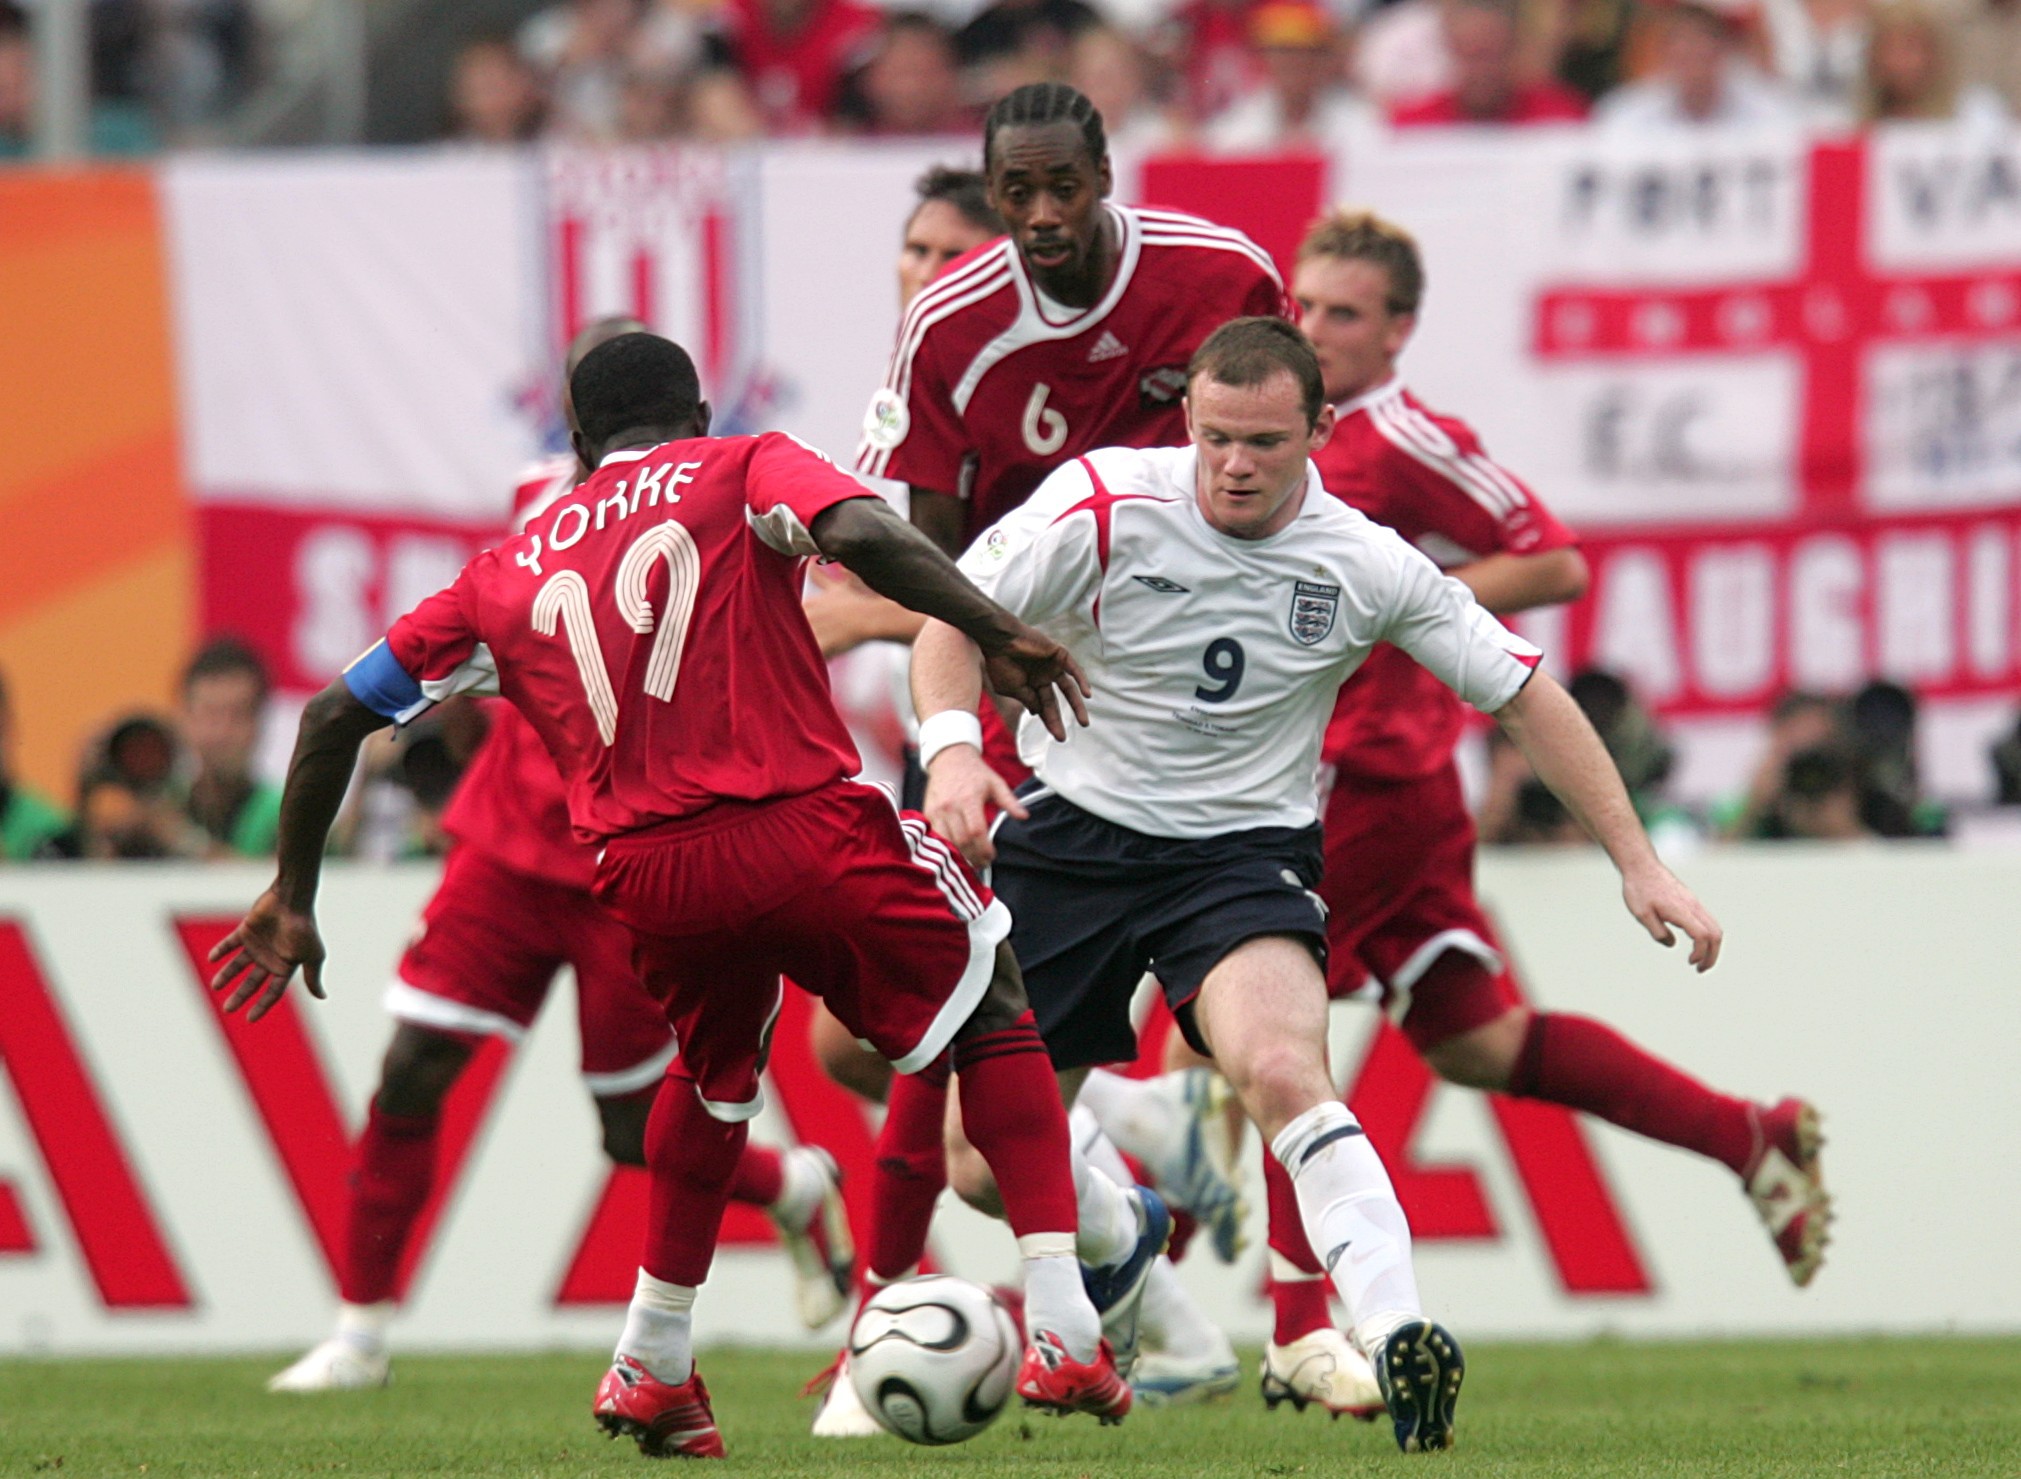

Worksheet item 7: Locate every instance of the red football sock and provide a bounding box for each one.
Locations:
[641,1072,748,1288]
[951,1012,1076,1240]
[1262,1148,1330,1344]
[865,1058,949,1284]
[1510,1011,1755,1175]
[728,1143,785,1208]
[341,1105,438,1306]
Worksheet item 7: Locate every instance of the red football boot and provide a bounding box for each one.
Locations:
[1743,1098,1832,1288]
[1015,1331,1132,1425]
[594,1355,727,1459]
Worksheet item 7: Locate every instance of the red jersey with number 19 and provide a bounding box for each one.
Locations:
[856,203,1288,542]
[346,432,868,844]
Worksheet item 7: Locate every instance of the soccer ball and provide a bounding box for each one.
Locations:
[847,1275,1022,1445]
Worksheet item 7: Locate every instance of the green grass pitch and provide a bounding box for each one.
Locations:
[3,1337,2017,1477]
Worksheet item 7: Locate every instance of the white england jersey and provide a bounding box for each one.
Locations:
[957,445,1543,838]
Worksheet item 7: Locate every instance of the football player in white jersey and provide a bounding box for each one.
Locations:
[912,317,1722,1456]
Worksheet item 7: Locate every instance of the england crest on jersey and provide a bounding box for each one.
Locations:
[1289,580,1340,646]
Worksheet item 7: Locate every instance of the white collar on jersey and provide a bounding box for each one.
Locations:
[595,447,656,470]
[1330,375,1405,419]
[1021,203,1142,329]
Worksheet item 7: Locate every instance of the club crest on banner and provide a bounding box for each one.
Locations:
[1289,579,1339,645]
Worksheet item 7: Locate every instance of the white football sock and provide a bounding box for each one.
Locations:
[768,1145,827,1232]
[335,1300,392,1356]
[1019,1235,1102,1363]
[615,1270,697,1385]
[1077,1068,1188,1172]
[1138,1256,1231,1363]
[1272,1102,1422,1353]
[1070,1128,1139,1269]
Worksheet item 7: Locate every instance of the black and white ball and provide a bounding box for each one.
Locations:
[847,1275,1021,1445]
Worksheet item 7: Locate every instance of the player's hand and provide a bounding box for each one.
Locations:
[1622,864,1722,972]
[924,745,1025,868]
[207,887,328,1021]
[983,627,1090,743]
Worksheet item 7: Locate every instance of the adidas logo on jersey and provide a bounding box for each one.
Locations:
[1134,575,1189,593]
[1087,330,1128,363]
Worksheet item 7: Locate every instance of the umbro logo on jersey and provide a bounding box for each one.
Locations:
[1087,330,1128,363]
[1133,575,1189,593]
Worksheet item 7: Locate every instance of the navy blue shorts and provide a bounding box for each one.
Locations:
[989,787,1328,1071]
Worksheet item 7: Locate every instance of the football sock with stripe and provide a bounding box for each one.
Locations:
[615,1269,697,1386]
[341,1105,438,1306]
[1074,1068,1186,1177]
[1262,1150,1334,1344]
[1272,1101,1422,1353]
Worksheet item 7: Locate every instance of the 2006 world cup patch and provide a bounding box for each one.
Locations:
[861,388,911,451]
[1289,580,1340,646]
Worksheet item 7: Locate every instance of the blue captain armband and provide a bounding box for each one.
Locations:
[343,641,430,724]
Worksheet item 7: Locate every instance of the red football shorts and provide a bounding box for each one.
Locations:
[592,781,1010,1123]
[386,845,676,1094]
[1321,763,1516,1049]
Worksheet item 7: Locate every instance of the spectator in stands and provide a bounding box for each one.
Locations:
[704,0,883,133]
[1761,0,1873,123]
[1595,0,1803,128]
[683,67,767,140]
[176,637,281,859]
[1990,707,2021,805]
[1070,26,1182,153]
[955,0,1101,90]
[1545,0,1640,100]
[1205,0,1378,150]
[520,0,650,139]
[1845,679,1946,837]
[45,714,186,860]
[841,13,971,135]
[0,2,155,157]
[1713,690,1841,837]
[1155,0,1265,122]
[1756,742,1876,840]
[447,38,547,142]
[1391,0,1589,124]
[1948,0,2021,114]
[1859,0,2010,120]
[1356,0,1454,111]
[614,59,684,139]
[0,670,67,861]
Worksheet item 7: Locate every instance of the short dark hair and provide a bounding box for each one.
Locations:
[183,636,270,703]
[1187,317,1325,426]
[983,83,1107,173]
[914,165,1003,236]
[569,332,703,449]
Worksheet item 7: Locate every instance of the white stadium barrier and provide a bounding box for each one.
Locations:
[0,848,2013,1355]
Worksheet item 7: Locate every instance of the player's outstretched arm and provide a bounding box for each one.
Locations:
[208,679,390,1021]
[810,496,1088,737]
[1494,670,1723,972]
[910,619,1026,866]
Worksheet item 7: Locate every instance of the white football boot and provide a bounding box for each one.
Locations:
[266,1336,390,1393]
[1259,1328,1384,1421]
[807,1351,884,1438]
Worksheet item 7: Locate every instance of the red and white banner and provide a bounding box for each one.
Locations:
[2,853,2016,1353]
[159,129,2021,794]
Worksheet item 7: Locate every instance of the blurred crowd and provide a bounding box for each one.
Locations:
[439,0,2021,148]
[8,633,2019,862]
[3,0,2020,157]
[1480,668,1961,848]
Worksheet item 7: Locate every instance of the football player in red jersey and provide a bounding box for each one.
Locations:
[1254,209,1831,1408]
[212,332,1134,1457]
[266,319,855,1395]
